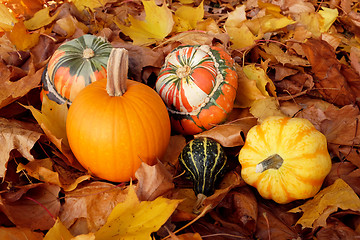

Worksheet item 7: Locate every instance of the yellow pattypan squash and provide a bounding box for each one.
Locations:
[238,116,332,204]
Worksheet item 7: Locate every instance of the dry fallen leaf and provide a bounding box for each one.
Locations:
[43,218,73,240]
[17,158,91,191]
[24,95,76,165]
[289,178,360,229]
[0,117,42,178]
[261,43,310,66]
[135,160,175,201]
[116,0,174,45]
[302,38,360,107]
[70,0,110,12]
[295,7,338,37]
[172,171,244,221]
[0,227,43,240]
[2,0,44,18]
[94,185,182,240]
[23,7,59,30]
[224,5,255,49]
[171,232,202,240]
[0,59,42,109]
[160,135,186,175]
[111,41,165,82]
[319,104,360,146]
[0,3,17,32]
[209,186,258,236]
[1,0,360,239]
[195,115,257,147]
[7,21,41,51]
[256,202,300,239]
[156,30,216,48]
[234,64,277,108]
[59,181,128,234]
[225,3,295,49]
[173,1,204,32]
[249,97,286,122]
[0,183,60,231]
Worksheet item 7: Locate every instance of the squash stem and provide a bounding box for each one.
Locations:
[193,193,207,214]
[83,48,95,59]
[176,65,191,79]
[106,48,128,97]
[256,154,284,173]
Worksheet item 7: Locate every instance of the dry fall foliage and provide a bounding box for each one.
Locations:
[0,0,360,239]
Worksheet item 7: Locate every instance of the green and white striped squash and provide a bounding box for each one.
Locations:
[179,137,227,198]
[42,34,113,104]
[156,45,238,135]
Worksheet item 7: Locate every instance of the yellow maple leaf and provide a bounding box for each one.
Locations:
[116,0,174,45]
[234,64,277,108]
[43,218,73,240]
[95,185,182,240]
[245,15,295,38]
[225,4,295,49]
[318,7,338,32]
[178,0,195,4]
[225,4,247,27]
[297,7,338,37]
[249,97,286,122]
[44,185,181,240]
[23,95,68,147]
[23,7,59,30]
[22,95,76,163]
[224,5,256,49]
[261,43,310,66]
[7,21,40,51]
[173,1,204,32]
[0,3,17,32]
[289,178,360,229]
[243,64,276,97]
[69,0,110,12]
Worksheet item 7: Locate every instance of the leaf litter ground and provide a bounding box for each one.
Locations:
[0,0,360,239]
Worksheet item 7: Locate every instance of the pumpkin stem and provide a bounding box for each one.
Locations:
[83,48,95,59]
[106,48,128,97]
[256,154,284,173]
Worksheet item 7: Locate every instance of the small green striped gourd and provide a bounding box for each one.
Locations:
[179,137,227,197]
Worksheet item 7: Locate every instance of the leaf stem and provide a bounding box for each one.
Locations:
[24,196,56,222]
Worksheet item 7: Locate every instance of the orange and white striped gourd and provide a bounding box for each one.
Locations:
[156,45,238,135]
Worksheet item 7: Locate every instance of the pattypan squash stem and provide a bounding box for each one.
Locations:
[256,154,284,173]
[106,48,128,97]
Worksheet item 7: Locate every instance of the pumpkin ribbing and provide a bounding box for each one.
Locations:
[66,48,171,182]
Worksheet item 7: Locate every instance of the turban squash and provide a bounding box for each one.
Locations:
[156,45,238,135]
[42,34,112,104]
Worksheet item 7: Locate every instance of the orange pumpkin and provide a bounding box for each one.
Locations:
[66,48,171,182]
